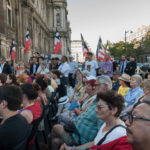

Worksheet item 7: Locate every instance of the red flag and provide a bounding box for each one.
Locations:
[81,33,90,56]
[54,31,62,54]
[96,37,106,62]
[24,29,31,53]
[9,40,15,61]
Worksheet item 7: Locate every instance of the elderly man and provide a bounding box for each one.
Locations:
[125,98,150,150]
[51,76,112,146]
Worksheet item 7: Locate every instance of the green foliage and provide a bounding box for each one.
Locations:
[109,29,150,58]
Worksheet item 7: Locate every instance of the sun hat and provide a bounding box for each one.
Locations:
[119,74,130,82]
[58,96,69,105]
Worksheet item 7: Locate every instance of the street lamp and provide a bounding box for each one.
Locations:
[125,30,133,52]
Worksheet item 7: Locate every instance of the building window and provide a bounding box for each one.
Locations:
[7,0,12,27]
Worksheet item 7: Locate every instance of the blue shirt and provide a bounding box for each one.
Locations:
[124,86,144,109]
[69,61,77,74]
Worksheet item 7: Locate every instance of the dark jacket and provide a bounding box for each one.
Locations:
[30,63,39,75]
[1,63,12,74]
[125,61,137,76]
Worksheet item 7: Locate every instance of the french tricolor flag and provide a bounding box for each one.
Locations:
[81,33,90,57]
[9,40,15,61]
[96,37,106,62]
[54,31,62,54]
[24,29,31,53]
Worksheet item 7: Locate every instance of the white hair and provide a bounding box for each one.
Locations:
[97,75,112,90]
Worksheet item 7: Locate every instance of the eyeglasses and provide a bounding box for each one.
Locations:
[94,83,101,87]
[128,113,150,124]
[96,105,108,111]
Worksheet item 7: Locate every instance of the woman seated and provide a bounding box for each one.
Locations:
[60,91,126,150]
[0,73,7,86]
[123,79,150,113]
[19,83,42,124]
[6,74,19,86]
[34,74,48,106]
[118,74,130,96]
[124,74,144,110]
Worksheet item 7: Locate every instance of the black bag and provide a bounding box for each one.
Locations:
[64,122,81,146]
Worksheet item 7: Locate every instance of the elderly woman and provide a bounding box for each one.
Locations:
[124,74,144,110]
[60,91,126,150]
[123,79,150,113]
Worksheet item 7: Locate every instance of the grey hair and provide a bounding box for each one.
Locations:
[97,75,112,90]
[131,74,142,85]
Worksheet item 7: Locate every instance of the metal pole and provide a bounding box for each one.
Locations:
[125,30,127,52]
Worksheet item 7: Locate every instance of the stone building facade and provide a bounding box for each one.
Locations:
[0,0,71,62]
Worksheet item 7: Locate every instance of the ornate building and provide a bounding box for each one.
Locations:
[0,0,71,62]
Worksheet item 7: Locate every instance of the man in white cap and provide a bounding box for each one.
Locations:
[68,55,77,88]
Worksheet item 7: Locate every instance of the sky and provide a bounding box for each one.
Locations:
[67,0,150,53]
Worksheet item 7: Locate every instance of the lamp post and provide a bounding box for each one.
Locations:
[125,30,133,52]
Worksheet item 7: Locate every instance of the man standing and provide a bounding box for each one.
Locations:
[85,52,99,77]
[68,55,77,88]
[0,57,12,74]
[30,57,39,76]
[120,55,128,74]
[37,56,45,73]
[125,55,137,76]
[0,85,30,150]
[58,56,70,96]
[100,52,113,78]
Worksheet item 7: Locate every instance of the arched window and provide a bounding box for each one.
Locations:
[7,0,12,27]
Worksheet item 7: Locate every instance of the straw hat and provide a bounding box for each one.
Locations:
[119,74,130,82]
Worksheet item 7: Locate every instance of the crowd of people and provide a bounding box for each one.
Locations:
[0,51,150,150]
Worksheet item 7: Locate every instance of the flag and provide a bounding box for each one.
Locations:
[81,33,90,56]
[24,29,31,53]
[106,40,110,53]
[54,31,62,54]
[96,37,106,62]
[9,39,15,61]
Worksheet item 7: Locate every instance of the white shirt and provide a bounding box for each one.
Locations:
[0,63,4,73]
[69,61,77,74]
[37,65,42,73]
[40,68,49,75]
[85,60,98,77]
[58,62,70,77]
[94,122,126,145]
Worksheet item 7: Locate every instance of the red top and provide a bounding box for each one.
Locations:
[89,136,134,150]
[21,101,42,125]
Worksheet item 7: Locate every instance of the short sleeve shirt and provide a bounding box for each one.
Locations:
[85,60,99,77]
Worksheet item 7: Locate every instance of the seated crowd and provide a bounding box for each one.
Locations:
[0,53,150,150]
